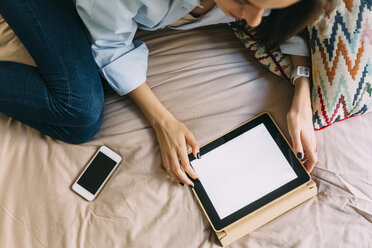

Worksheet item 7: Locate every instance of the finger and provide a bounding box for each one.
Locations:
[178,143,198,180]
[161,150,182,183]
[301,152,308,162]
[300,156,308,164]
[185,129,200,160]
[177,162,187,186]
[169,151,194,186]
[305,150,317,172]
[289,127,304,160]
[303,156,316,173]
[301,138,318,173]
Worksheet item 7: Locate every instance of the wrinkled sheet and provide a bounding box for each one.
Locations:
[0,23,371,247]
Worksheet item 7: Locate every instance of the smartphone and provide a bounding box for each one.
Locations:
[72,146,122,201]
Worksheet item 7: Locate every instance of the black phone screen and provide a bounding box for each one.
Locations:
[77,152,117,194]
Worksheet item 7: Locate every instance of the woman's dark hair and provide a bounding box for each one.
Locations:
[253,0,332,50]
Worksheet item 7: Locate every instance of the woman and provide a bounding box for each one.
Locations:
[0,0,325,187]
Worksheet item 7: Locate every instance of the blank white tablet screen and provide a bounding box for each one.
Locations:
[191,123,297,219]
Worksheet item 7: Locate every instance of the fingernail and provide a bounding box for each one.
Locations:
[189,185,194,189]
[297,152,303,159]
[179,183,184,186]
[197,152,201,159]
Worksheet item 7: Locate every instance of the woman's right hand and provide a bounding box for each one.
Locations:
[153,116,200,186]
[128,83,199,186]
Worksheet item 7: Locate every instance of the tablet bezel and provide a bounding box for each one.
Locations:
[188,112,311,231]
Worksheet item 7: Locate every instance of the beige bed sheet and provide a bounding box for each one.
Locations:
[0,18,371,248]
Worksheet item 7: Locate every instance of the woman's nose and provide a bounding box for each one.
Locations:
[241,6,265,27]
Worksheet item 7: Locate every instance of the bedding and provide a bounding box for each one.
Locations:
[0,22,371,247]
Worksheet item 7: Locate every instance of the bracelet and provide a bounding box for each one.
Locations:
[291,66,310,86]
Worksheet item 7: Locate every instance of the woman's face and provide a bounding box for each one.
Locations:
[214,0,301,27]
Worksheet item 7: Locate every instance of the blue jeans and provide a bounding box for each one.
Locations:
[0,0,104,144]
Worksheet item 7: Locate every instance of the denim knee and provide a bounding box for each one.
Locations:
[64,127,100,144]
[48,82,104,144]
[48,76,104,127]
[56,114,103,144]
[48,97,103,128]
[70,99,104,127]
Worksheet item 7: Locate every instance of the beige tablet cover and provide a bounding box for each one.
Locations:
[215,180,317,246]
[191,180,317,247]
[190,113,318,246]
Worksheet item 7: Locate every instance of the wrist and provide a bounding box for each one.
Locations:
[151,110,176,130]
[293,77,311,95]
[291,78,312,109]
[128,83,177,129]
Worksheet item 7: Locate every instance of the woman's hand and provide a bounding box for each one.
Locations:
[128,83,199,186]
[153,117,199,186]
[287,77,317,172]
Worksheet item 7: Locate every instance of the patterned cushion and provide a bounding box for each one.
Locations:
[308,0,372,129]
[229,21,293,82]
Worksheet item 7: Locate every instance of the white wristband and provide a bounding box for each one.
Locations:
[291,66,310,86]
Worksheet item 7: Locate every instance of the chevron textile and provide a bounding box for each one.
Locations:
[309,0,372,129]
[229,21,293,82]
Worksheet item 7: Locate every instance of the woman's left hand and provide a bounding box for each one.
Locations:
[287,77,318,173]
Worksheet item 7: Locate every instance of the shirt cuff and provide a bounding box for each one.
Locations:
[100,41,149,96]
[279,35,309,57]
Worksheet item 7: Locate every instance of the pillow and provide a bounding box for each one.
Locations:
[229,21,293,82]
[308,0,372,130]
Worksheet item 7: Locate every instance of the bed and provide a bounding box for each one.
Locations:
[0,20,371,247]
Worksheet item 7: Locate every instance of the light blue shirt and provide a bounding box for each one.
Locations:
[74,0,307,95]
[74,0,233,95]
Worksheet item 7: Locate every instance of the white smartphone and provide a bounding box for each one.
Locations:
[72,146,122,201]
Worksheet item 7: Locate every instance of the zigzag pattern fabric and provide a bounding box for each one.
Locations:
[308,0,372,129]
[229,21,293,81]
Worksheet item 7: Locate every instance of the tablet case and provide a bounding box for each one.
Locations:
[190,112,318,246]
[192,180,317,247]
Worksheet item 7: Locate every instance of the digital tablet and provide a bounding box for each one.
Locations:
[188,112,310,231]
